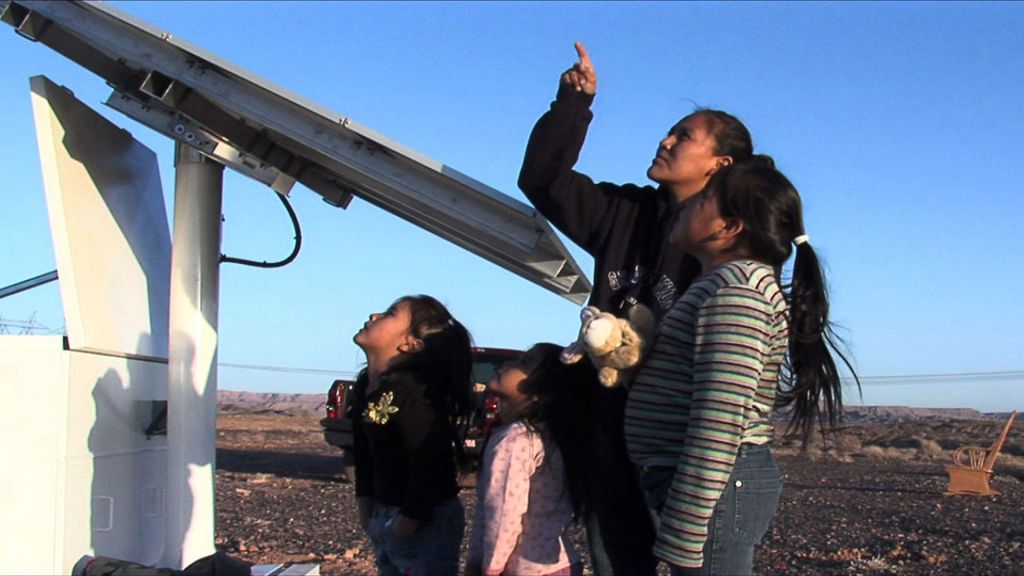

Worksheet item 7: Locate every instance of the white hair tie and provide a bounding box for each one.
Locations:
[793,234,810,246]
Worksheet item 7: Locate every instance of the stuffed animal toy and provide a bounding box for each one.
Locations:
[560,303,656,388]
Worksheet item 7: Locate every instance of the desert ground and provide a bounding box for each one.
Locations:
[213,408,1023,575]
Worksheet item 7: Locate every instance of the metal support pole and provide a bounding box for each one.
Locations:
[165,143,223,568]
[0,270,58,300]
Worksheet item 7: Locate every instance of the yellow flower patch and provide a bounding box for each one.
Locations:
[364,391,399,424]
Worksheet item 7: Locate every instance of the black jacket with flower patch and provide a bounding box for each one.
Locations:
[518,85,704,426]
[351,370,460,522]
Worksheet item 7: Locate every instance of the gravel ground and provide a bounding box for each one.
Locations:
[214,411,1023,575]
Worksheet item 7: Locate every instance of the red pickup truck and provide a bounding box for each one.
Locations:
[319,347,521,480]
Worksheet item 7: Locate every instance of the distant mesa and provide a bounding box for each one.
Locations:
[827,405,1004,423]
[217,390,326,415]
[214,390,1009,423]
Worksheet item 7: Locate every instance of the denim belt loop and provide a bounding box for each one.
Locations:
[737,442,769,459]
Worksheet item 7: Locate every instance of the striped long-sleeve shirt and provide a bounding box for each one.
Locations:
[625,260,788,568]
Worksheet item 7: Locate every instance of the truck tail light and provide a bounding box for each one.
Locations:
[326,379,347,419]
[484,395,500,422]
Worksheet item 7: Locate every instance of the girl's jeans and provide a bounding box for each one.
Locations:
[365,498,464,576]
[638,444,783,576]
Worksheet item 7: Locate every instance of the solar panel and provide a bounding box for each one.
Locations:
[1,0,591,303]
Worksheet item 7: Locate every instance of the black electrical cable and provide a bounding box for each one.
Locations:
[221,190,302,268]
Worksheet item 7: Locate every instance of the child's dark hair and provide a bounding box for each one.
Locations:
[385,295,474,457]
[512,343,593,520]
[703,155,859,444]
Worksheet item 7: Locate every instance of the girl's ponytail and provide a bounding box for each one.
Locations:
[779,240,856,444]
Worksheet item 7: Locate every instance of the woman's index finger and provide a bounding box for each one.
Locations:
[575,41,592,68]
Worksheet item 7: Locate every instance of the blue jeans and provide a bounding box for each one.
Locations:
[638,444,783,576]
[365,498,464,576]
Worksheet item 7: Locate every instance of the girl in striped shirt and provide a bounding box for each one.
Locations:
[625,155,855,575]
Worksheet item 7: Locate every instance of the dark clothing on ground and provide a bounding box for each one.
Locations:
[75,551,251,576]
[351,371,461,522]
[518,85,703,576]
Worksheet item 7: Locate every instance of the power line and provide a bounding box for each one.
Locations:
[215,360,1021,388]
[0,322,1015,388]
[0,316,64,335]
[219,362,357,378]
[844,370,1024,386]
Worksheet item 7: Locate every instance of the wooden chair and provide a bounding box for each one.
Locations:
[945,411,1017,496]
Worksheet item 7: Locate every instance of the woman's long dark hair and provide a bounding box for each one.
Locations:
[382,295,474,462]
[696,108,754,163]
[705,156,859,444]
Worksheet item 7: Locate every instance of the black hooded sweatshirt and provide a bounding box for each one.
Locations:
[518,85,702,319]
[518,85,703,422]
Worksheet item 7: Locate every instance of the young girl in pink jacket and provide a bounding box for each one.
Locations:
[466,344,592,576]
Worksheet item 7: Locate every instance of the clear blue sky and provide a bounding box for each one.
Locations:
[2,1,1022,411]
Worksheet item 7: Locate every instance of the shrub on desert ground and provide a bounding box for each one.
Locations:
[767,417,1024,465]
[831,432,863,454]
[996,454,1024,481]
[848,436,941,460]
[1001,437,1023,457]
[912,436,944,458]
[860,445,917,459]
[772,432,861,462]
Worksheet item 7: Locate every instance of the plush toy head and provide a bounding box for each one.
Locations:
[560,303,656,387]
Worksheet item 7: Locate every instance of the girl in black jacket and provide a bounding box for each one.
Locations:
[351,294,473,575]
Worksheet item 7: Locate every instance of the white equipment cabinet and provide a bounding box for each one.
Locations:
[0,76,171,574]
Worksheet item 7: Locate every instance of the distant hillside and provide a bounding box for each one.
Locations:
[217,390,1009,422]
[841,405,994,422]
[218,390,325,415]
